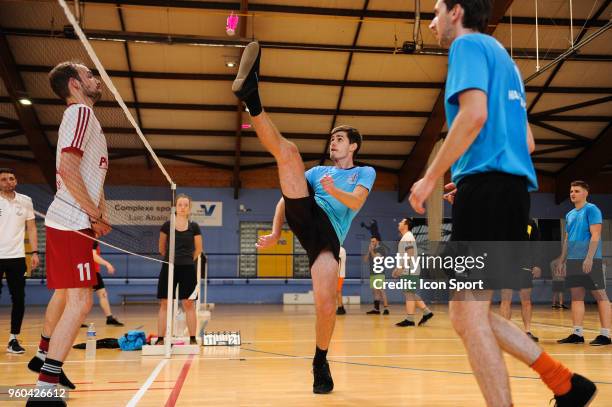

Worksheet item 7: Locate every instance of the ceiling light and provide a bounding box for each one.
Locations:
[225,60,237,68]
[18,98,32,106]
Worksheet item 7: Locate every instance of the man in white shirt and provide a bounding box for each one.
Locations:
[392,218,434,327]
[27,61,111,404]
[0,168,39,354]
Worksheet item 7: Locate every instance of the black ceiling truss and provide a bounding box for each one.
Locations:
[4,28,611,61]
[0,143,573,164]
[64,0,611,29]
[319,0,369,165]
[526,1,611,114]
[2,97,608,122]
[14,64,612,94]
[530,95,612,119]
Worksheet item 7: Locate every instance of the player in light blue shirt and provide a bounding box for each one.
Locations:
[305,164,375,244]
[408,1,597,406]
[232,41,375,394]
[556,180,609,347]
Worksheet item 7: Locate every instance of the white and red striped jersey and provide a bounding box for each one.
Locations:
[45,104,108,231]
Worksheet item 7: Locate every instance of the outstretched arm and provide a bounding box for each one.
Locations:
[257,198,285,249]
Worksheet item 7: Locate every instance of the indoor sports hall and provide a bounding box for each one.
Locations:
[0,0,611,406]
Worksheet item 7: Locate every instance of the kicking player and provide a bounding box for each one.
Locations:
[234,42,375,394]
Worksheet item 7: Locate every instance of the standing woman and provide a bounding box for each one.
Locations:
[157,194,202,345]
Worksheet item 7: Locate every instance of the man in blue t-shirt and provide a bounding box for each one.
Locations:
[409,1,596,406]
[556,181,610,346]
[232,42,376,395]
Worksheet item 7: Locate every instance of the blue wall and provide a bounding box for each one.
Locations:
[6,184,611,305]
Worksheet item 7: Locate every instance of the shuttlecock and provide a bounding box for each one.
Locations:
[226,12,239,36]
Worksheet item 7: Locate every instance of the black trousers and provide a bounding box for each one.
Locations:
[0,258,27,335]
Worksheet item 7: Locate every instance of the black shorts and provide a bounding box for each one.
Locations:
[451,172,530,290]
[500,268,533,290]
[552,280,565,293]
[284,184,340,268]
[93,272,105,291]
[565,259,606,291]
[157,263,198,300]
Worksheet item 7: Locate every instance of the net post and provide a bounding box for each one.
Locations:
[164,183,177,357]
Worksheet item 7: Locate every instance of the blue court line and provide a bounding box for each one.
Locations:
[241,347,612,385]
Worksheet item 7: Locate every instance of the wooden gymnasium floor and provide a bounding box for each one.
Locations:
[0,303,611,406]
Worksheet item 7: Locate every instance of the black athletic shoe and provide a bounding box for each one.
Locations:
[232,41,261,101]
[366,309,380,315]
[526,332,539,342]
[106,316,124,326]
[560,304,569,309]
[589,335,611,346]
[336,307,346,315]
[557,334,585,344]
[27,356,76,390]
[80,324,87,328]
[382,309,390,315]
[312,362,334,394]
[552,304,560,309]
[553,374,597,407]
[418,312,434,326]
[7,339,25,354]
[396,319,415,327]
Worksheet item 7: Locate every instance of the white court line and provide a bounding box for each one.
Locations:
[1,352,609,369]
[125,358,168,407]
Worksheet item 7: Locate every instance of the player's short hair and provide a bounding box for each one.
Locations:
[0,168,15,176]
[443,0,491,33]
[331,125,362,156]
[49,60,84,101]
[402,218,413,230]
[570,180,590,192]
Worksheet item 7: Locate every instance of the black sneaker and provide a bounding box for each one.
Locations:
[232,41,261,101]
[382,309,390,315]
[553,374,597,407]
[560,304,569,309]
[7,338,25,354]
[589,335,611,346]
[27,356,76,390]
[557,334,585,344]
[526,332,539,342]
[312,362,334,394]
[396,319,415,327]
[552,304,560,309]
[366,309,380,315]
[418,312,434,326]
[336,307,346,315]
[106,316,124,326]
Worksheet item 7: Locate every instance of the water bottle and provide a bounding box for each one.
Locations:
[85,322,96,359]
[173,308,187,337]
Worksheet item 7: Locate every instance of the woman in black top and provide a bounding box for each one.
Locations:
[156,194,202,345]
